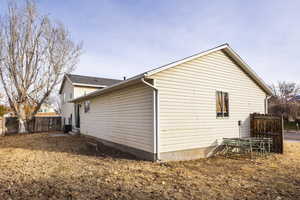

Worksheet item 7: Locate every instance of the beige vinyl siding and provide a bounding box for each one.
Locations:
[150,50,266,153]
[80,83,154,153]
[74,86,100,98]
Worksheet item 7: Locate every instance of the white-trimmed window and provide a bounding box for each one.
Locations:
[216,91,229,117]
[84,100,90,113]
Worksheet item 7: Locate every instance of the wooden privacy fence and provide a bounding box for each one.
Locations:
[3,116,62,135]
[250,113,284,153]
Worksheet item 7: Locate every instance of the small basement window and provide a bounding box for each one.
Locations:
[84,100,90,113]
[216,91,229,117]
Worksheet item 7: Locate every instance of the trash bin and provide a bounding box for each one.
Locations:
[64,125,72,133]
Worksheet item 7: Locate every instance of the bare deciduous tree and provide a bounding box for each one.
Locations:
[0,1,81,133]
[271,81,300,100]
[269,81,300,121]
[46,93,62,115]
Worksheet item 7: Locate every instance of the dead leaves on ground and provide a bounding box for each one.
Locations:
[0,133,299,199]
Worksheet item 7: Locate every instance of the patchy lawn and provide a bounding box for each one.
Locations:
[0,133,299,200]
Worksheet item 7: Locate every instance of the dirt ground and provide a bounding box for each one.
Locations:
[0,133,299,200]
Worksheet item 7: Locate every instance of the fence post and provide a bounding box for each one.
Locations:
[281,115,284,153]
[250,114,254,137]
[1,117,4,136]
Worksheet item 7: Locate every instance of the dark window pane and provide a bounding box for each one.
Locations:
[217,112,223,117]
[223,92,229,117]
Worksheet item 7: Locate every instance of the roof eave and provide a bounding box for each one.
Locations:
[59,74,72,94]
[58,79,65,94]
[72,83,107,88]
[145,43,229,77]
[145,43,272,96]
[222,47,273,96]
[70,43,273,102]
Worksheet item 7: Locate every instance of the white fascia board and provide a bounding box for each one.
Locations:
[72,83,106,88]
[59,75,73,94]
[69,43,272,102]
[145,43,272,96]
[223,46,273,95]
[145,44,229,77]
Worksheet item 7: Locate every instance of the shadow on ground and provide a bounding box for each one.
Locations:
[0,132,138,160]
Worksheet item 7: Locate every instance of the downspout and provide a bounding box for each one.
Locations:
[141,78,160,161]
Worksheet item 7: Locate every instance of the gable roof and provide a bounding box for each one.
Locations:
[59,74,122,94]
[71,43,272,102]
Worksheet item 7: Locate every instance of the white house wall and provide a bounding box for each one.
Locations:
[61,82,100,127]
[79,83,154,153]
[61,80,75,125]
[150,50,267,153]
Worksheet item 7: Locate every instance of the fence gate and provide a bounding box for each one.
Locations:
[250,113,284,153]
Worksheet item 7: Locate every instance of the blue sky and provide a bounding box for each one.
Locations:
[0,0,299,84]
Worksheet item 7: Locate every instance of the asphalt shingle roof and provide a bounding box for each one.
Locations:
[66,74,122,86]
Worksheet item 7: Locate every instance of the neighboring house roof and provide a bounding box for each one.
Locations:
[67,74,121,87]
[71,43,273,103]
[59,74,122,94]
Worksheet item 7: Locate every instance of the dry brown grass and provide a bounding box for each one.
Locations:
[0,133,299,200]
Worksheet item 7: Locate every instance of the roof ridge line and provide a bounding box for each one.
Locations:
[66,73,122,81]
